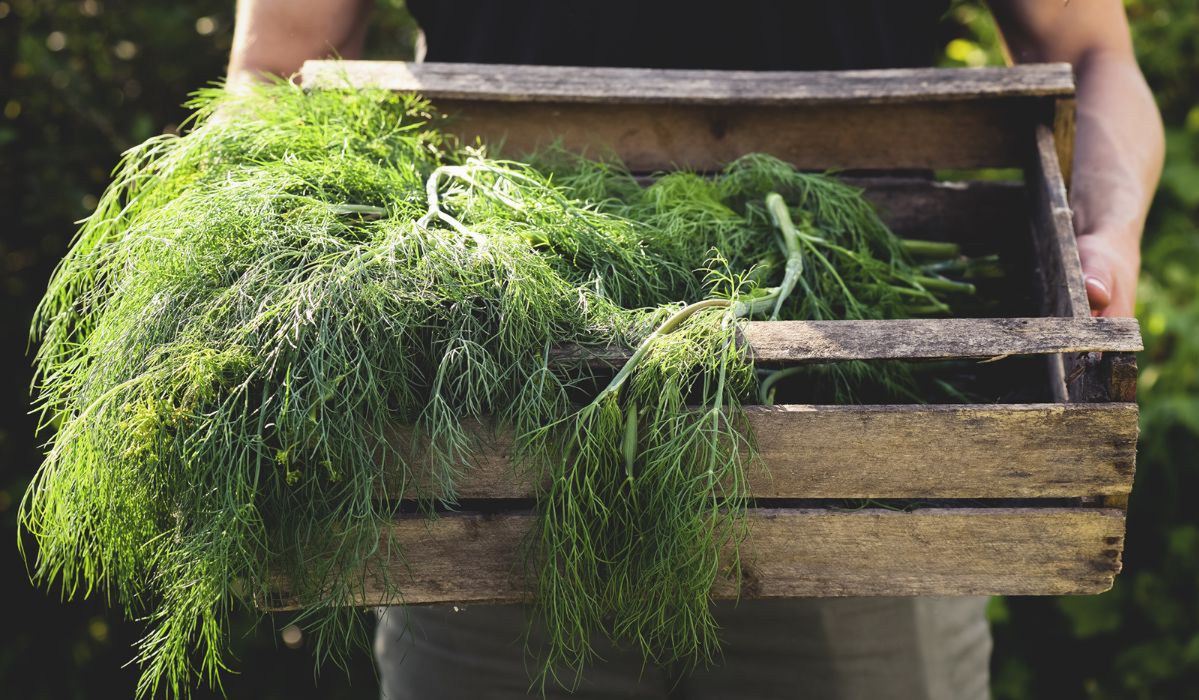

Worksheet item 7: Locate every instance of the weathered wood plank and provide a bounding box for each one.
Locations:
[744,316,1140,363]
[301,62,1073,169]
[398,403,1138,500]
[1105,353,1139,403]
[733,507,1124,597]
[422,99,1035,171]
[555,317,1141,366]
[1029,123,1088,319]
[1026,121,1109,402]
[1054,97,1077,188]
[848,177,1027,247]
[1046,353,1070,403]
[302,61,1074,105]
[1099,359,1137,510]
[264,507,1124,608]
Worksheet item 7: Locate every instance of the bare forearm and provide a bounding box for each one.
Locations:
[991,0,1164,316]
[1066,50,1164,316]
[228,0,372,85]
[1071,50,1163,242]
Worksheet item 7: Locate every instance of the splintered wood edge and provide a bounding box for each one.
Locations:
[388,402,1138,500]
[553,317,1142,365]
[262,507,1125,609]
[301,61,1074,105]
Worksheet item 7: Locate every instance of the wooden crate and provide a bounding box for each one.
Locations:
[276,61,1142,608]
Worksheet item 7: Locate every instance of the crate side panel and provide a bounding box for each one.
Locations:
[555,317,1142,365]
[302,61,1075,105]
[745,404,1137,499]
[1029,123,1088,319]
[735,507,1124,597]
[389,403,1138,500]
[432,100,1035,171]
[264,507,1124,608]
[852,178,1027,247]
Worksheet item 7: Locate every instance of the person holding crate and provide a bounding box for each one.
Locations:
[227,1,1162,698]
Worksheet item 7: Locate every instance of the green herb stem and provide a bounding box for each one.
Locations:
[913,274,977,295]
[900,239,961,258]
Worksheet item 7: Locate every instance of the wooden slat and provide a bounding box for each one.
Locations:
[302,61,1074,105]
[1027,122,1084,401]
[301,62,1074,171]
[1029,124,1088,319]
[1105,353,1139,403]
[1046,353,1070,403]
[848,177,1027,247]
[555,317,1141,366]
[427,99,1031,171]
[1054,97,1077,188]
[398,403,1137,500]
[1099,352,1138,509]
[744,316,1139,362]
[264,507,1124,609]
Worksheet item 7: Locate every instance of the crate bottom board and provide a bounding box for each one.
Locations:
[265,507,1124,610]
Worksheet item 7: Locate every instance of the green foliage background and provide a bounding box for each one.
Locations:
[1,1,1194,697]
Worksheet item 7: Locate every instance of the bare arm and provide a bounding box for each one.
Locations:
[990,0,1164,317]
[227,0,373,86]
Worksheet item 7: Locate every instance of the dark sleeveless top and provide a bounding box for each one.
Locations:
[406,0,951,70]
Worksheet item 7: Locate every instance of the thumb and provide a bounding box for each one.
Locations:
[1075,234,1133,317]
[1084,270,1112,317]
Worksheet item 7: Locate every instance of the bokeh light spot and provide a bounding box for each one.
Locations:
[281,624,303,649]
[945,38,987,67]
[114,40,137,60]
[46,31,67,51]
[88,617,109,643]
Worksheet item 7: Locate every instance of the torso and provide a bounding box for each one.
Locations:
[406,0,951,70]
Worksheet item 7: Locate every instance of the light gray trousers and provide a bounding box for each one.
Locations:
[375,597,991,699]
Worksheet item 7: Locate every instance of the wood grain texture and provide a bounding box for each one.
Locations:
[1105,353,1139,403]
[397,403,1138,500]
[848,177,1027,247]
[1027,122,1106,403]
[264,507,1125,608]
[426,99,1034,171]
[300,62,1074,169]
[302,61,1074,105]
[554,317,1142,366]
[1029,123,1088,319]
[1046,354,1070,403]
[1054,97,1077,187]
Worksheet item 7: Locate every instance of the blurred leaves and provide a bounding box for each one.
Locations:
[1162,129,1199,209]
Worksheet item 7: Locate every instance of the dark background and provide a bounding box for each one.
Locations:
[2,2,1196,698]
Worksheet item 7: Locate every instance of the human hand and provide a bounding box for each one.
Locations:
[1076,228,1140,317]
[985,2,1163,318]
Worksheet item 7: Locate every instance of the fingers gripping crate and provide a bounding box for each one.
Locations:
[269,61,1141,608]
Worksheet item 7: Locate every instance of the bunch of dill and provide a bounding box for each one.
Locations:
[22,80,970,697]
